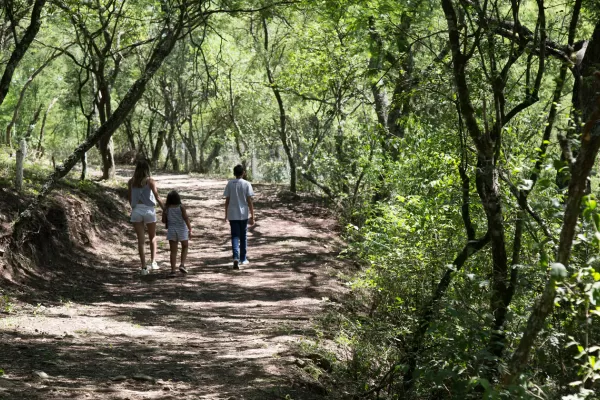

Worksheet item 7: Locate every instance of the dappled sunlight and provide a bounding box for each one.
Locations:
[0,173,343,399]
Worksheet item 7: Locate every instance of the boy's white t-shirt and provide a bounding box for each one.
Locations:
[223,178,254,220]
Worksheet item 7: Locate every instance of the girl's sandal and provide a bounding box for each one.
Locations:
[179,265,188,274]
[167,271,177,278]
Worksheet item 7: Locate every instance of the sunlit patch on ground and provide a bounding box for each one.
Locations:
[0,173,344,399]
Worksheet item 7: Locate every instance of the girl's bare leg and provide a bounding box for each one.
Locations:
[169,240,178,272]
[181,240,189,266]
[133,222,146,269]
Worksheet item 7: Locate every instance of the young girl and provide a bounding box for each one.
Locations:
[128,160,165,275]
[163,190,192,277]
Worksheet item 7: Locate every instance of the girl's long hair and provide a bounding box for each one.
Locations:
[132,160,151,187]
[166,191,182,207]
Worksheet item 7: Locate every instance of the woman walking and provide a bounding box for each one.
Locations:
[128,160,165,275]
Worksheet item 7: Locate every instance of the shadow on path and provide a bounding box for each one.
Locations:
[0,173,343,400]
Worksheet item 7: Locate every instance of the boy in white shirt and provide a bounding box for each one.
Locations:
[223,164,255,269]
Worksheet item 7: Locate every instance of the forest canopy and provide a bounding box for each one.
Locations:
[2,0,600,398]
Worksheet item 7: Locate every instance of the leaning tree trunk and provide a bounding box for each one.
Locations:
[13,16,184,231]
[0,0,47,112]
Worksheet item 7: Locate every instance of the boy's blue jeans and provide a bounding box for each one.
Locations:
[229,219,248,261]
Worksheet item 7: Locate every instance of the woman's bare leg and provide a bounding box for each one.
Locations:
[147,222,157,263]
[133,222,146,269]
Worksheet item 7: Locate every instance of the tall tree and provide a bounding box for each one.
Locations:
[0,0,47,114]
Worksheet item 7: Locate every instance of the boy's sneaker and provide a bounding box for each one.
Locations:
[140,268,149,276]
[148,261,159,270]
[233,260,239,270]
[179,265,188,274]
[241,260,250,265]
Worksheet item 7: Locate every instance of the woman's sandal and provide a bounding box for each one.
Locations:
[167,271,177,278]
[179,265,188,274]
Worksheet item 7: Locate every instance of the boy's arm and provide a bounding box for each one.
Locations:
[247,196,255,225]
[224,197,230,221]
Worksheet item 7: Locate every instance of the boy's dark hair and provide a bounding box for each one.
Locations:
[233,164,244,178]
[166,190,182,207]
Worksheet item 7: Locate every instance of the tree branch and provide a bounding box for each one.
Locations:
[0,0,47,109]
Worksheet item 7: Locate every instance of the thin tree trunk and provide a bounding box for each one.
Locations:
[5,50,62,144]
[402,164,489,391]
[261,16,296,193]
[36,97,58,155]
[97,80,116,180]
[15,104,42,191]
[15,139,26,191]
[124,117,136,150]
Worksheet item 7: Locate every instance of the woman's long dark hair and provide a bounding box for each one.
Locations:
[132,160,151,187]
[166,190,182,207]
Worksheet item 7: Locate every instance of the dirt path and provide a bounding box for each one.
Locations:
[0,173,343,399]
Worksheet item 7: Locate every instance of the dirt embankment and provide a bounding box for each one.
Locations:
[0,171,346,400]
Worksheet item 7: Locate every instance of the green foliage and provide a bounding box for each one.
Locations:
[2,1,600,399]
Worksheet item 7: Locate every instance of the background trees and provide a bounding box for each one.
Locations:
[2,0,600,398]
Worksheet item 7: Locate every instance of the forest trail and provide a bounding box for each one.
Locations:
[0,172,343,400]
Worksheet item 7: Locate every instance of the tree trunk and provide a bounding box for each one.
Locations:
[506,15,600,382]
[165,125,179,171]
[152,129,167,168]
[261,16,296,192]
[5,50,62,144]
[80,108,95,181]
[15,139,26,191]
[124,117,136,150]
[201,143,222,173]
[99,135,116,179]
[81,152,87,182]
[96,77,116,180]
[186,118,199,171]
[402,164,489,391]
[0,0,47,111]
[14,16,185,227]
[36,97,58,155]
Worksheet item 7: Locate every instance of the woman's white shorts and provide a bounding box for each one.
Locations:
[130,204,157,224]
